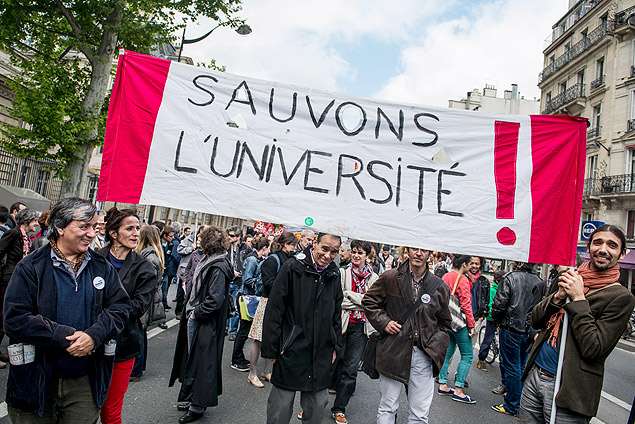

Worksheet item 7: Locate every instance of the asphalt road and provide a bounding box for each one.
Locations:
[0,285,633,423]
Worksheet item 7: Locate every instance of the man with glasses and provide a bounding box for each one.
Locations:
[3,197,130,423]
[363,247,452,424]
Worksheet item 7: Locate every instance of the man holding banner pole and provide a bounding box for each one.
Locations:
[519,224,635,423]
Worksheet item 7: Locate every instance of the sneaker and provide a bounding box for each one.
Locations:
[332,412,347,423]
[328,388,337,395]
[492,383,507,395]
[158,323,168,329]
[0,361,6,369]
[228,333,237,341]
[129,376,141,382]
[492,404,514,415]
[437,387,454,396]
[452,393,476,404]
[297,411,303,420]
[231,362,249,372]
[476,360,488,371]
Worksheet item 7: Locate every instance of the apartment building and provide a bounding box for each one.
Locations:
[539,0,635,240]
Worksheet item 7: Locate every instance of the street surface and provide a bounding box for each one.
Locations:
[0,285,633,423]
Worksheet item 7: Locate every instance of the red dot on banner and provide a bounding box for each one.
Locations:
[497,227,516,245]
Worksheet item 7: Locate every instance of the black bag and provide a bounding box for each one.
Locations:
[361,332,382,379]
[361,277,444,379]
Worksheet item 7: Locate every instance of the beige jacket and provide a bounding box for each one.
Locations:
[340,264,378,335]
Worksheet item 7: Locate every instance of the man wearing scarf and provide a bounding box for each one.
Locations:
[330,239,379,424]
[519,224,635,423]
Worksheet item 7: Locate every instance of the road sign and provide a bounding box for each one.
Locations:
[581,221,605,241]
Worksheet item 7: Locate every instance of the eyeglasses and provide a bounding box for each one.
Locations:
[228,234,237,238]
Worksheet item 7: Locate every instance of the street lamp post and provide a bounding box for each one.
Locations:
[177,23,252,63]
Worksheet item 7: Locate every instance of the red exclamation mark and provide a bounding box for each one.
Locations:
[494,121,519,246]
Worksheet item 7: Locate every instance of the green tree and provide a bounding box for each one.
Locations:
[0,0,243,198]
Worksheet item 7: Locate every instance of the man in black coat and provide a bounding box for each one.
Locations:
[262,233,343,424]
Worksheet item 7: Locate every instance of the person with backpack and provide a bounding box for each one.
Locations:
[231,236,270,372]
[246,232,298,388]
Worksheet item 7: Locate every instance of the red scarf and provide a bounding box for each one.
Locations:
[546,261,620,346]
[350,262,372,322]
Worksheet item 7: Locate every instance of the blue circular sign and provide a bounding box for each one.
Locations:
[582,222,598,239]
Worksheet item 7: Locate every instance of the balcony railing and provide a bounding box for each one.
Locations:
[584,174,635,197]
[614,5,635,30]
[539,23,607,84]
[587,127,600,138]
[590,74,605,89]
[542,83,585,114]
[629,119,635,133]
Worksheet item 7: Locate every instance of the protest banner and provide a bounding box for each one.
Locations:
[98,50,587,265]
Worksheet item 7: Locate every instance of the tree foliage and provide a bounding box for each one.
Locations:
[0,0,244,191]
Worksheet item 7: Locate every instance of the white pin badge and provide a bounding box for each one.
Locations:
[296,252,306,260]
[93,276,105,290]
[421,294,431,304]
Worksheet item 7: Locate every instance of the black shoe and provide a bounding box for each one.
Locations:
[177,402,191,412]
[179,411,204,423]
[231,362,249,372]
[159,323,168,329]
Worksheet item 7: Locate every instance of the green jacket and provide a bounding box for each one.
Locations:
[485,280,498,321]
[522,278,635,417]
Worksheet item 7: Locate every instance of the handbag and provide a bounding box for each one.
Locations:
[361,276,444,379]
[239,295,260,321]
[448,273,467,332]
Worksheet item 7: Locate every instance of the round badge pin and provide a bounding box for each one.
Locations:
[296,252,306,260]
[421,294,431,304]
[93,276,105,290]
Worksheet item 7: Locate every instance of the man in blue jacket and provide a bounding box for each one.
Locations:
[3,197,130,423]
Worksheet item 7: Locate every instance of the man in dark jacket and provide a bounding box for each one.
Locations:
[363,247,452,424]
[262,233,343,424]
[3,197,130,422]
[490,262,546,417]
[519,225,635,423]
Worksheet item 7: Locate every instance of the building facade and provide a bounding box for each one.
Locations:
[538,0,635,245]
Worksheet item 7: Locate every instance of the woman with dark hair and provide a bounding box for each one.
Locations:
[438,254,477,404]
[98,208,156,424]
[330,239,379,423]
[246,231,297,387]
[169,226,234,423]
[0,208,39,367]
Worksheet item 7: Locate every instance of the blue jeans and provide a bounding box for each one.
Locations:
[439,326,473,387]
[226,281,240,334]
[478,320,496,361]
[499,327,528,414]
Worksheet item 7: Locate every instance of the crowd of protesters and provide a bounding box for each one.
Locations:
[0,198,633,424]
